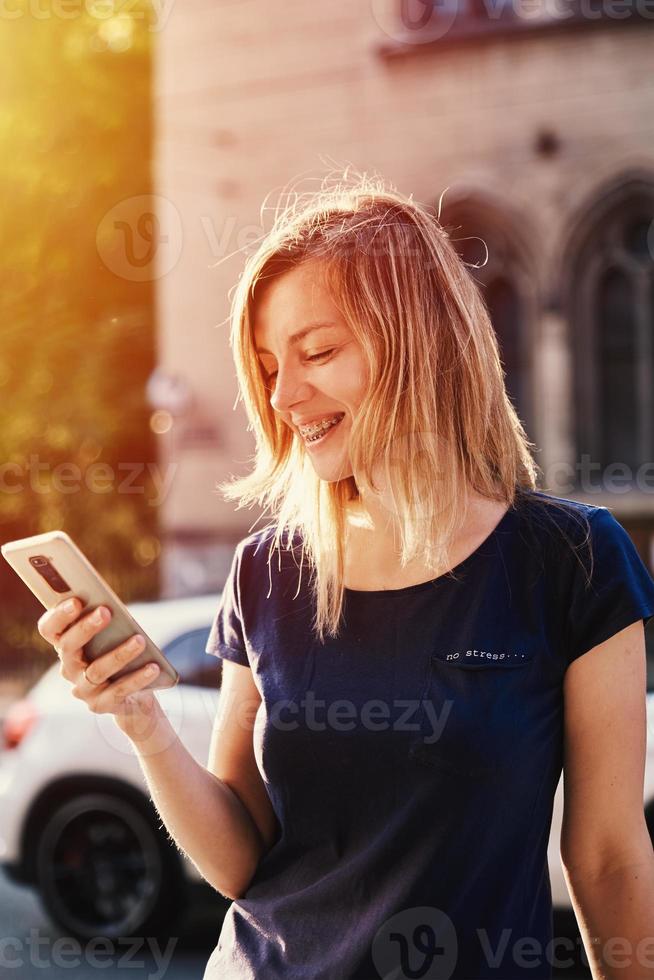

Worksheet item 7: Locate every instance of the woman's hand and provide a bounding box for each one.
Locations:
[37,596,162,735]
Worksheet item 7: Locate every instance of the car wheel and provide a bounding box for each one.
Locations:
[35,791,185,941]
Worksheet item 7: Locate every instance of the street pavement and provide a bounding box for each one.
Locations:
[0,867,224,979]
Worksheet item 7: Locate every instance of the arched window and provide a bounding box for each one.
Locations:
[568,183,654,479]
[439,198,535,437]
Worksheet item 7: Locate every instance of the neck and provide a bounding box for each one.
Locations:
[346,485,477,556]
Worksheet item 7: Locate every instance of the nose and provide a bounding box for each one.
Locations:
[269,361,312,416]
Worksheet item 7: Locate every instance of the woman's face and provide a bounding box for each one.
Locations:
[252,260,368,483]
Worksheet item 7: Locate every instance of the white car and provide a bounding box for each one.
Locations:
[2,593,654,944]
[0,593,227,941]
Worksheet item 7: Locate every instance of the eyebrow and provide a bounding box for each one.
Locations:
[254,320,339,355]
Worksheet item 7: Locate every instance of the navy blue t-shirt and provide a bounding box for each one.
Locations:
[203,490,654,980]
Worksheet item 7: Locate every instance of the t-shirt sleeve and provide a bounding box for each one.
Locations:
[205,543,250,668]
[565,507,654,666]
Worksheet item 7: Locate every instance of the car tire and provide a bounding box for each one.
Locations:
[35,791,185,942]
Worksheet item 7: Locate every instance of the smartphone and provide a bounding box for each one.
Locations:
[1,530,179,691]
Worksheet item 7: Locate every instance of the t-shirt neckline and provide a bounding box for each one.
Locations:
[343,501,516,598]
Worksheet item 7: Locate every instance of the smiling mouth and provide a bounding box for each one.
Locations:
[301,414,345,447]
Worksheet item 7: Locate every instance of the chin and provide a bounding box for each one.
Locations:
[310,459,354,483]
[297,427,353,481]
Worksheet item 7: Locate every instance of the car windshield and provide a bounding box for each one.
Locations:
[162,625,221,689]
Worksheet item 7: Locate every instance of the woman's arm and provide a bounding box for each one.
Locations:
[561,619,654,978]
[116,698,266,901]
[564,855,654,979]
[37,597,265,902]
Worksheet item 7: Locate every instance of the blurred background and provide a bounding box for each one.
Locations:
[1,0,653,975]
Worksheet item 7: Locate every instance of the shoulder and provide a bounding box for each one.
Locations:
[514,492,645,576]
[233,524,307,612]
[511,489,605,561]
[536,497,654,664]
[500,491,626,604]
[237,524,276,558]
[236,524,301,565]
[513,488,604,529]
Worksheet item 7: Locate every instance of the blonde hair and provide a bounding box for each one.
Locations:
[216,171,588,643]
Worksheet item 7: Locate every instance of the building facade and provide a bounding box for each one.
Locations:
[151,0,654,613]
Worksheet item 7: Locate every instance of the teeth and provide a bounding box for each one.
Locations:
[299,414,343,437]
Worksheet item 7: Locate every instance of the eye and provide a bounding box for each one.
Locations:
[262,349,336,387]
[306,348,336,367]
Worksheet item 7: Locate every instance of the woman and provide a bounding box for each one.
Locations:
[39,174,654,979]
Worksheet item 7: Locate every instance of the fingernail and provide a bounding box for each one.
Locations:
[145,663,158,675]
[63,598,77,613]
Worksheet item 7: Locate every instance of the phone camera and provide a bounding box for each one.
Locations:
[29,555,72,594]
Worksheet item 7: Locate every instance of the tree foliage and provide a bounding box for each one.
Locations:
[0,3,159,679]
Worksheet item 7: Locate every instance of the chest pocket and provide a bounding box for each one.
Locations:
[409,646,537,775]
[433,647,535,670]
